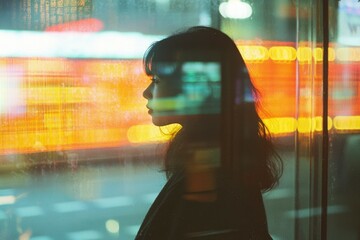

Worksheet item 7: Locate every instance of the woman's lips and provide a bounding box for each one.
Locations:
[146,103,153,114]
[146,106,153,114]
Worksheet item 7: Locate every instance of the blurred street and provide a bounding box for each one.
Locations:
[0,148,356,240]
[0,163,166,240]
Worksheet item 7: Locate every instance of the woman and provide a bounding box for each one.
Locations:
[136,26,282,240]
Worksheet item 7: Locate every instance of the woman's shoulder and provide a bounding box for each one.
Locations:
[136,175,272,239]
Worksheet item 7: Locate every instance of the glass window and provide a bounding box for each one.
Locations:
[1,1,358,240]
[328,0,360,239]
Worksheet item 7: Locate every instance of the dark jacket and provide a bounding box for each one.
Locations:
[135,173,272,240]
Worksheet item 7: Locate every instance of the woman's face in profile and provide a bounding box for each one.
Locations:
[143,60,222,126]
[143,73,184,126]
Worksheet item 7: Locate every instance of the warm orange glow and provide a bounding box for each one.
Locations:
[263,118,297,134]
[45,18,104,32]
[269,46,297,61]
[297,47,313,63]
[263,116,345,134]
[26,59,74,74]
[26,87,92,104]
[0,58,148,154]
[127,124,181,143]
[297,117,333,133]
[238,44,340,62]
[237,46,269,61]
[0,42,359,155]
[313,47,336,62]
[337,48,360,62]
[334,116,360,130]
[0,128,128,153]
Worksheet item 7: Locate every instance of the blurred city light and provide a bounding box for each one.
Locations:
[127,124,181,143]
[0,43,358,154]
[105,219,120,234]
[262,118,297,135]
[297,117,333,133]
[45,18,104,32]
[219,0,253,19]
[237,45,343,62]
[334,116,360,130]
[237,46,269,61]
[269,46,297,61]
[337,48,360,61]
[0,66,25,115]
[0,195,16,205]
[0,30,163,59]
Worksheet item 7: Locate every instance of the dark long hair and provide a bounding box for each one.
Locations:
[143,26,282,192]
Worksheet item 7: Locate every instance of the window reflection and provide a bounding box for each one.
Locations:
[0,0,359,239]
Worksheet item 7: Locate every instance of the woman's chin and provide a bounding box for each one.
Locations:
[149,114,163,125]
[151,117,171,126]
[151,114,182,126]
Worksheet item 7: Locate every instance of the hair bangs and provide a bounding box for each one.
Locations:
[143,43,157,76]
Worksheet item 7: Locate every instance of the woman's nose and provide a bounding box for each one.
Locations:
[143,84,153,100]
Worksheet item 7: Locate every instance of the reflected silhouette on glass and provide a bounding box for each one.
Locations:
[137,26,282,240]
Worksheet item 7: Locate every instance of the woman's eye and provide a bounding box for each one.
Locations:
[151,76,160,83]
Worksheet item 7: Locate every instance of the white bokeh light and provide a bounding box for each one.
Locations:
[105,219,120,234]
[219,0,253,19]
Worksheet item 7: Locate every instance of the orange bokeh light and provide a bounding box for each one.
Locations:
[0,42,359,154]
